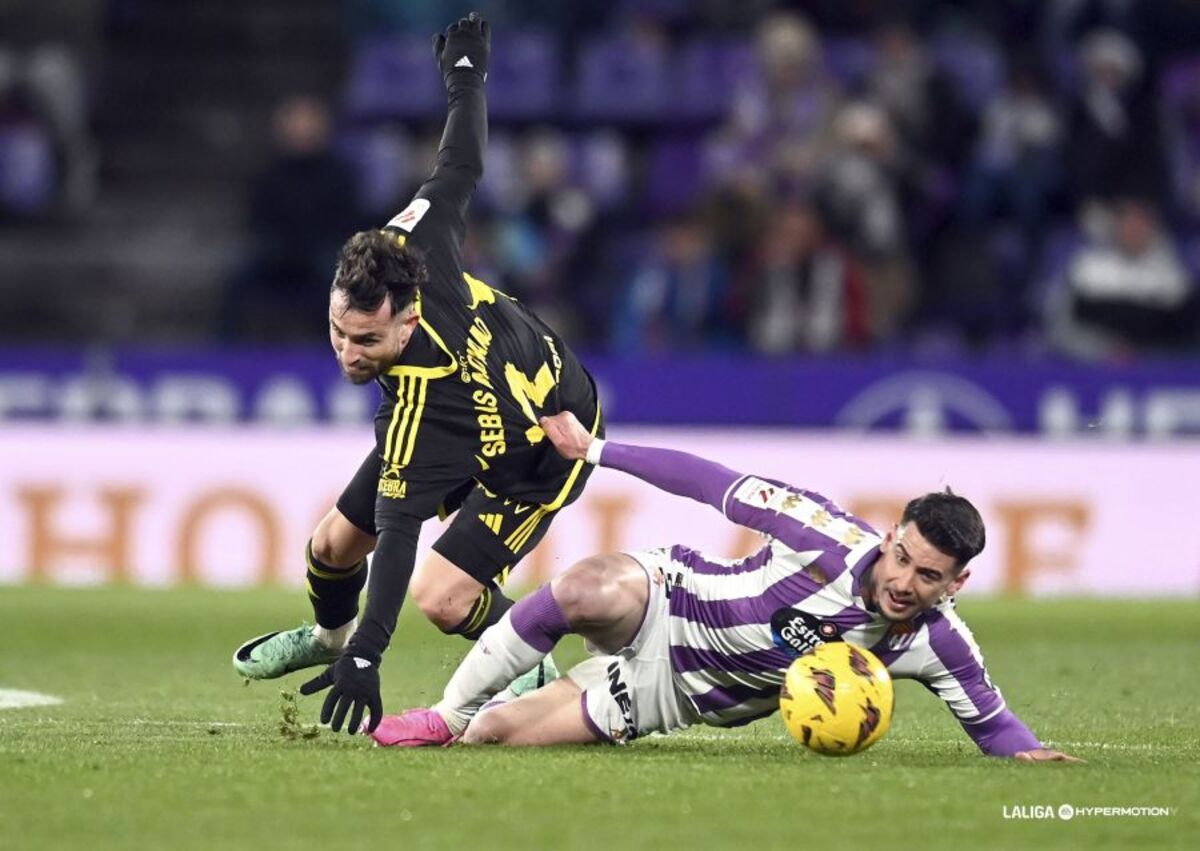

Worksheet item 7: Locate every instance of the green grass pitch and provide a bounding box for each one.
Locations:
[1,586,1196,850]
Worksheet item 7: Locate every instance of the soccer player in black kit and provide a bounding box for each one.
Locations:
[232,13,603,736]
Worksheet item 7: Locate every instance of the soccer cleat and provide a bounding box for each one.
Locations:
[370,708,453,747]
[232,623,340,680]
[508,653,559,698]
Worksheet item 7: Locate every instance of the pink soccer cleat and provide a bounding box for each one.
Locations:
[370,708,453,747]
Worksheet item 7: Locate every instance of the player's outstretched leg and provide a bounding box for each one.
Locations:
[371,552,646,747]
[233,510,374,679]
[461,678,602,746]
[411,551,557,696]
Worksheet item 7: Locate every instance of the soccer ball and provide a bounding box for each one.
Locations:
[779,642,894,756]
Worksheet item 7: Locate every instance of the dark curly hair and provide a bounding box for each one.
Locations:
[901,488,985,570]
[330,230,428,316]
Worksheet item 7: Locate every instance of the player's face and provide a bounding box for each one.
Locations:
[328,292,418,384]
[868,522,968,622]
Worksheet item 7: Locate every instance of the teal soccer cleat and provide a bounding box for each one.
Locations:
[508,653,559,698]
[232,623,340,680]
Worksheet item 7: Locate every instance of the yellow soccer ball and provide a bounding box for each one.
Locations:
[779,642,894,756]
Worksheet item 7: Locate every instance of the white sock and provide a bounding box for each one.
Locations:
[433,611,546,735]
[312,618,356,650]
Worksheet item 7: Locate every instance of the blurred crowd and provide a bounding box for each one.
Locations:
[0,0,97,221]
[6,0,1200,360]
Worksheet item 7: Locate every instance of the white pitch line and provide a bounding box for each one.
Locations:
[129,719,251,728]
[0,688,63,710]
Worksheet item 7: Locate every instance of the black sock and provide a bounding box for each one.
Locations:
[449,583,514,640]
[305,540,368,629]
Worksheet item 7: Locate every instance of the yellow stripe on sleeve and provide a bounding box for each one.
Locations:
[382,376,407,463]
[398,376,429,467]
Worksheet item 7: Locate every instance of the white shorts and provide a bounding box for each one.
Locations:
[567,548,698,744]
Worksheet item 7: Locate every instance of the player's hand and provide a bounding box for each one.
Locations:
[539,411,592,461]
[1014,748,1085,764]
[432,11,490,84]
[299,653,382,735]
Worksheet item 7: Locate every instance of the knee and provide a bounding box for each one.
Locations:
[308,531,344,568]
[460,707,515,745]
[551,555,619,625]
[311,512,372,569]
[410,570,474,633]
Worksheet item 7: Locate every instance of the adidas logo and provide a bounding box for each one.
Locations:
[455,55,473,68]
[478,513,503,534]
[353,657,372,669]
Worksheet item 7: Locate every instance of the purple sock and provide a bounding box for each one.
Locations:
[509,584,571,652]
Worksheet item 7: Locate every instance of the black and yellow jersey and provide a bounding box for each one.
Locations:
[370,156,600,526]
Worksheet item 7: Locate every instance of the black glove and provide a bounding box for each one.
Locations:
[432,11,490,84]
[299,651,382,735]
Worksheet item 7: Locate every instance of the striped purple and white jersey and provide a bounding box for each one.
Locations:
[598,441,1041,756]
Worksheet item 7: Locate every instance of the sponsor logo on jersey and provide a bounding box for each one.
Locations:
[377,463,408,499]
[605,660,637,743]
[770,607,842,658]
[386,198,431,233]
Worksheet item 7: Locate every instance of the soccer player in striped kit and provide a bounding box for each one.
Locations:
[373,411,1079,762]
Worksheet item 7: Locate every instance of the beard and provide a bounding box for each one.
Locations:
[339,361,381,384]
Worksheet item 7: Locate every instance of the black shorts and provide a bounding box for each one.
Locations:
[334,444,598,586]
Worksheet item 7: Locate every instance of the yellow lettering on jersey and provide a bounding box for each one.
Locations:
[504,361,556,444]
[543,335,563,383]
[464,316,494,389]
[464,272,497,309]
[472,389,506,458]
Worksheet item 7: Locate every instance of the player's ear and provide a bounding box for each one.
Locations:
[946,567,969,597]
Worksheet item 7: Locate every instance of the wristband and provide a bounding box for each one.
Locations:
[585,438,606,466]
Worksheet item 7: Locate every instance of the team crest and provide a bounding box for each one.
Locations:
[886,621,917,651]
